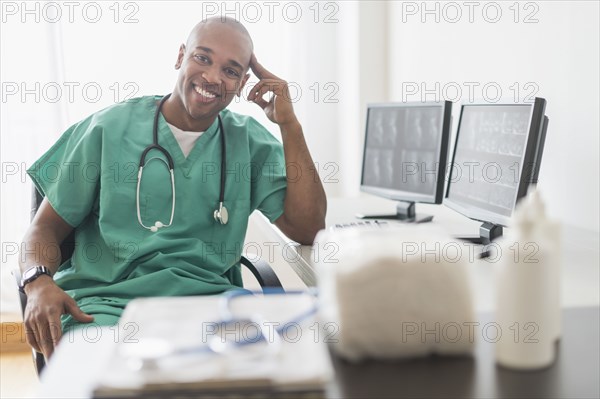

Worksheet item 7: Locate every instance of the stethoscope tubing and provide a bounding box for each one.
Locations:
[137,94,228,231]
[169,290,318,357]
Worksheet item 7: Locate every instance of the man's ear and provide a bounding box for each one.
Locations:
[237,73,251,97]
[175,44,186,69]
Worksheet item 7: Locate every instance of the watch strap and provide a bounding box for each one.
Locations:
[19,265,52,293]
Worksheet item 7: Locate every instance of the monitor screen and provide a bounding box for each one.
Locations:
[445,99,547,226]
[360,102,451,204]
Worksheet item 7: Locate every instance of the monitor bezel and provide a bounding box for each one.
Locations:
[359,101,452,205]
[444,97,547,227]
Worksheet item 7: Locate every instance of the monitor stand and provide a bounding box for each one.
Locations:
[456,222,503,245]
[355,201,433,224]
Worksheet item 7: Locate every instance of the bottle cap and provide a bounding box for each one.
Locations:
[525,187,546,220]
[513,186,547,234]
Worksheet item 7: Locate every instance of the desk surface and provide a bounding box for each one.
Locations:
[328,307,599,399]
[252,195,600,312]
[252,195,484,286]
[38,307,600,398]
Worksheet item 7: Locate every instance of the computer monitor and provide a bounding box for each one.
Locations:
[444,97,549,243]
[357,101,452,223]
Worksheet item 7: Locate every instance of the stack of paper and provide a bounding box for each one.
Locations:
[92,294,333,398]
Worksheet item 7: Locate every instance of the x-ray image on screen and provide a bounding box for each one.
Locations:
[362,105,443,197]
[448,105,532,217]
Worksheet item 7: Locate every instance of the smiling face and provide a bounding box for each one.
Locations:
[168,19,253,131]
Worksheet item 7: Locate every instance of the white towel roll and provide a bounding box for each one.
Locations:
[313,226,476,362]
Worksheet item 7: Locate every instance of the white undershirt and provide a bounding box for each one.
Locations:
[166,122,205,158]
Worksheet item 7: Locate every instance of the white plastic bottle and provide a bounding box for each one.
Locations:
[495,189,557,369]
[522,189,562,341]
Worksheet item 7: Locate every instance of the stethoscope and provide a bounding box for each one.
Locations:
[121,289,319,372]
[136,93,229,232]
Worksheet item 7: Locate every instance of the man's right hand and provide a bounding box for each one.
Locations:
[23,276,94,358]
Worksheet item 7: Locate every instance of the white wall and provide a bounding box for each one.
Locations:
[388,1,599,232]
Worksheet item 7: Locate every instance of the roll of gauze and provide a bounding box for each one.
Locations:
[313,226,476,362]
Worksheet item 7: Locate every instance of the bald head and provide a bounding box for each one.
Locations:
[169,16,254,131]
[186,17,254,55]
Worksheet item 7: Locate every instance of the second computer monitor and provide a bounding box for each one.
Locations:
[359,101,452,222]
[444,97,548,241]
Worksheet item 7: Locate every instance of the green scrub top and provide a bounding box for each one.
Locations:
[27,96,287,331]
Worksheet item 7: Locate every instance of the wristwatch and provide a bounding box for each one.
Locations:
[19,265,52,293]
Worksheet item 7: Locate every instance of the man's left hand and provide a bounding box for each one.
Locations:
[248,54,298,127]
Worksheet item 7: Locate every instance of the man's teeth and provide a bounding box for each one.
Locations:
[194,86,216,99]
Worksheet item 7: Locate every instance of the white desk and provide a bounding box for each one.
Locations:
[252,195,600,312]
[252,195,479,286]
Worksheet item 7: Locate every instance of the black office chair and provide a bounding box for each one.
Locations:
[14,186,283,375]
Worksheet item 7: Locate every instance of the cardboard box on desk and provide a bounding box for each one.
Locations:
[92,294,333,398]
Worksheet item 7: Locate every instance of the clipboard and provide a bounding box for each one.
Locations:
[92,293,333,398]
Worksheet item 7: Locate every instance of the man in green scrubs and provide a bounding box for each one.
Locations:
[19,17,327,359]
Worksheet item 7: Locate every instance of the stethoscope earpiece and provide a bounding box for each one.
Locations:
[150,221,165,232]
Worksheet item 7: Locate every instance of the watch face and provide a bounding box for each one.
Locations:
[23,267,39,280]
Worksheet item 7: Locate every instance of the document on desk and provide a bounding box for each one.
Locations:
[92,294,333,398]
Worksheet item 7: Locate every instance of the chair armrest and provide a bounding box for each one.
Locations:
[10,268,27,319]
[239,256,284,291]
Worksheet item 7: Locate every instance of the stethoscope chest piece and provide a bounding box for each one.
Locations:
[214,202,229,225]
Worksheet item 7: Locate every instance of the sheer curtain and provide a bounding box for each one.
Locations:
[1,19,67,312]
[1,1,389,312]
